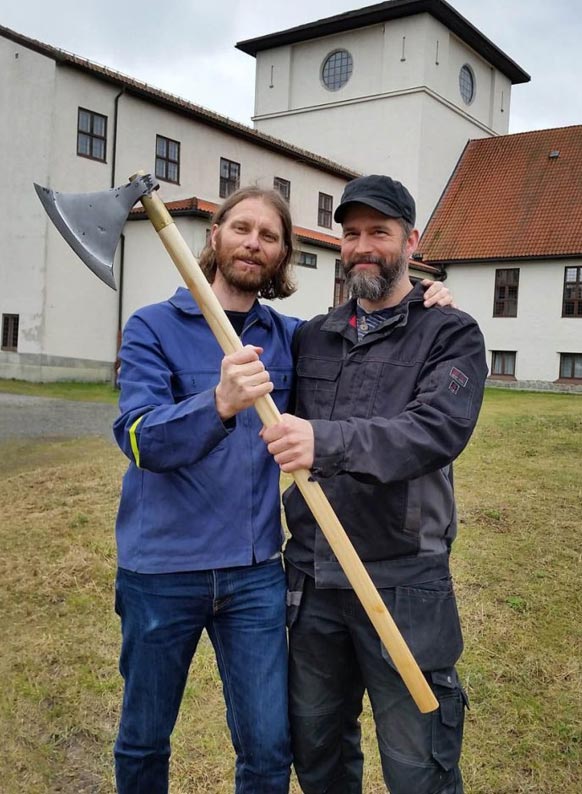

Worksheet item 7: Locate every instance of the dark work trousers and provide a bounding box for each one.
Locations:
[288,575,466,794]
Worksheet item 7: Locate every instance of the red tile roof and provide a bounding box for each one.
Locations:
[197,199,219,215]
[408,259,442,276]
[132,197,219,215]
[419,125,582,264]
[293,225,340,250]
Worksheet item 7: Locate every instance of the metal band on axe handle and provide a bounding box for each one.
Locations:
[34,172,439,714]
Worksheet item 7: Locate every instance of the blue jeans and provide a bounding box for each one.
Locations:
[114,559,291,794]
[288,575,465,794]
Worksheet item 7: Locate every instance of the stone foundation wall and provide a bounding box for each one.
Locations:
[487,379,582,394]
[0,352,114,383]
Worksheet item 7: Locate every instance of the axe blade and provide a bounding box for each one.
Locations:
[33,177,157,290]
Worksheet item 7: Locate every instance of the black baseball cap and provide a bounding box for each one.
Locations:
[334,174,416,226]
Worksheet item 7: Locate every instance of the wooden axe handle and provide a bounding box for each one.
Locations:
[138,186,438,714]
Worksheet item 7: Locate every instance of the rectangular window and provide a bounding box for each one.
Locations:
[1,314,19,351]
[562,266,582,317]
[77,108,107,162]
[273,177,291,202]
[220,157,240,198]
[333,259,347,307]
[491,350,516,377]
[155,135,180,184]
[559,353,582,380]
[318,192,333,228]
[493,268,519,317]
[297,252,317,269]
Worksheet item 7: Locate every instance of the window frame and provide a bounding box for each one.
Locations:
[155,135,181,184]
[459,64,475,105]
[219,157,241,198]
[77,107,107,162]
[562,266,582,317]
[1,313,19,352]
[273,176,291,202]
[490,350,516,378]
[558,353,582,381]
[297,251,317,269]
[318,192,333,229]
[493,268,520,317]
[321,49,354,91]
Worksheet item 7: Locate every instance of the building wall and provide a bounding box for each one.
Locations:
[41,66,120,369]
[434,25,511,133]
[0,37,56,370]
[113,93,348,233]
[252,95,426,219]
[254,14,510,131]
[121,218,204,321]
[253,90,484,232]
[252,13,511,230]
[0,44,350,381]
[417,95,493,229]
[445,260,582,387]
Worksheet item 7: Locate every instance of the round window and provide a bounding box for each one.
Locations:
[459,64,475,104]
[322,50,353,91]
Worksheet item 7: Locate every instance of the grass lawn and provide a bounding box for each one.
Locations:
[0,379,119,403]
[0,389,580,792]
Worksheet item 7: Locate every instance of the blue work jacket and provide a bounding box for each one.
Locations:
[113,287,301,573]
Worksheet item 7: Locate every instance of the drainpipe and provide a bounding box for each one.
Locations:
[111,88,125,386]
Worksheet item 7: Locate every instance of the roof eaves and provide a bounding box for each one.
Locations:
[296,233,340,251]
[236,0,529,84]
[423,253,582,265]
[0,24,359,181]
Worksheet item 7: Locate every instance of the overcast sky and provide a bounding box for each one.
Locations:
[1,0,580,134]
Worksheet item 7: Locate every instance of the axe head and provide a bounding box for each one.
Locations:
[34,174,158,290]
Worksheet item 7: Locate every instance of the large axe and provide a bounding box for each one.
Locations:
[34,173,438,714]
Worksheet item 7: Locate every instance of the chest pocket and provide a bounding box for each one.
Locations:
[296,356,342,420]
[172,371,219,401]
[268,367,294,413]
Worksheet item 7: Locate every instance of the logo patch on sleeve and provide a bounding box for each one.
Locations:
[449,381,460,394]
[449,367,469,388]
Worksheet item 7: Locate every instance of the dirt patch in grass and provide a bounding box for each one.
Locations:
[1,390,581,792]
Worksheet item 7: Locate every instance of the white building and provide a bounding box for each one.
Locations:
[0,14,439,383]
[418,126,582,391]
[0,26,356,382]
[4,0,580,391]
[238,0,529,229]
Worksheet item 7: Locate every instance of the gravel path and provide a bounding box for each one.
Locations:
[0,393,119,441]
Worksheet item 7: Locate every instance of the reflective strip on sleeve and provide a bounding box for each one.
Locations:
[129,415,145,467]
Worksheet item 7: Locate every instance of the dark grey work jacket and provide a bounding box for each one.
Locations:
[284,283,488,591]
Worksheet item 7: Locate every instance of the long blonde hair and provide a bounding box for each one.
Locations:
[199,186,296,300]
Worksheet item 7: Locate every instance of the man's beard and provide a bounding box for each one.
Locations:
[214,235,279,294]
[344,250,408,302]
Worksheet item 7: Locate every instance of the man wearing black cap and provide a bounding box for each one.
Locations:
[262,175,488,793]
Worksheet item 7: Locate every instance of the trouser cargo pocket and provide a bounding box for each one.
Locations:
[380,577,464,671]
[431,668,468,772]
